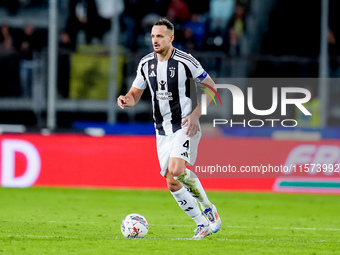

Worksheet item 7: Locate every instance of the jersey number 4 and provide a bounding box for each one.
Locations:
[183,140,189,149]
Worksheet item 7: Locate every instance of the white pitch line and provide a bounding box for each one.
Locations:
[149,224,340,231]
[2,221,340,232]
[227,225,340,231]
[2,235,339,243]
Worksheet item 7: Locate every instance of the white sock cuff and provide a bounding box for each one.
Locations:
[170,186,186,196]
[193,213,209,226]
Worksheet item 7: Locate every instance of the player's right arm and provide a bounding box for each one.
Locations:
[117,87,144,109]
[118,57,149,109]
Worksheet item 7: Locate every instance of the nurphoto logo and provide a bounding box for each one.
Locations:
[200,84,312,128]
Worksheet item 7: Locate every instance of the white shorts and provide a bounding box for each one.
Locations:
[156,125,201,177]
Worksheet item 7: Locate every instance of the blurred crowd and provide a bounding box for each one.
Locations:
[0,0,48,15]
[61,0,247,54]
[0,0,248,98]
[0,23,48,97]
[1,0,248,53]
[1,0,340,100]
[3,0,250,55]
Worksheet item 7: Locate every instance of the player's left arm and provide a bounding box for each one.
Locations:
[182,75,216,137]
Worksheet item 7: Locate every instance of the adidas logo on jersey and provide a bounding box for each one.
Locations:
[149,71,156,77]
[181,152,188,158]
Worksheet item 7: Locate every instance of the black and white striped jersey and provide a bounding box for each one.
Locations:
[132,48,208,136]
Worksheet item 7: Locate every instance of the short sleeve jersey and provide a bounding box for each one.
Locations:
[132,48,208,136]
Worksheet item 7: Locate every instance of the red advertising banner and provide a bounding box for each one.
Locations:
[0,135,163,189]
[0,135,339,193]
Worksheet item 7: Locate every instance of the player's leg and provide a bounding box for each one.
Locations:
[157,133,210,238]
[168,156,213,209]
[174,168,222,233]
[172,166,212,209]
[165,169,211,239]
[169,128,212,208]
[169,129,221,233]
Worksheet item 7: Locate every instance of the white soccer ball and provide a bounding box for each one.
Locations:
[121,213,149,238]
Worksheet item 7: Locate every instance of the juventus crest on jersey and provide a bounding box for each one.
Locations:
[132,48,208,136]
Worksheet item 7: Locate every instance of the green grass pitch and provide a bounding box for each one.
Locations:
[0,187,339,254]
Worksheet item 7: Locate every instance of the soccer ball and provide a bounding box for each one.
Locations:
[121,213,149,238]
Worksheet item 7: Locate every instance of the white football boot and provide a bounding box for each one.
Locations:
[203,204,221,233]
[192,224,212,239]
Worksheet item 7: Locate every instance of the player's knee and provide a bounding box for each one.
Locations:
[168,160,185,177]
[165,175,182,192]
[166,180,181,192]
[168,166,185,177]
[165,170,182,192]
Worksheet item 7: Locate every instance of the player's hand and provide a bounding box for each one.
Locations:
[117,95,128,109]
[182,114,199,137]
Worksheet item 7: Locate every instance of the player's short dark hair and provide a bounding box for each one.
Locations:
[153,18,174,33]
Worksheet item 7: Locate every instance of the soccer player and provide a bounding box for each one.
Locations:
[117,18,221,239]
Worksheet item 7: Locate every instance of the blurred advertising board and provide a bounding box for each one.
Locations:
[0,135,339,193]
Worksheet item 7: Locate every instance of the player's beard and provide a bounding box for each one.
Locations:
[153,45,163,54]
[154,44,172,56]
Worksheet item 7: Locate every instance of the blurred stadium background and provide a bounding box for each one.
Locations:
[0,0,340,193]
[1,1,340,254]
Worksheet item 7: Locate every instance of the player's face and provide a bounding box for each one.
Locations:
[151,25,174,54]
